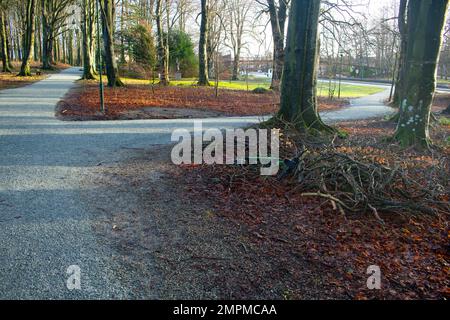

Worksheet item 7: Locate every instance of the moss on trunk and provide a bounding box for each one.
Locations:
[393,0,449,147]
[18,0,36,77]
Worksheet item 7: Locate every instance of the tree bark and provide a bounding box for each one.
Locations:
[198,0,210,86]
[41,7,54,69]
[34,14,39,61]
[0,10,12,72]
[278,0,333,133]
[156,0,169,85]
[101,0,123,87]
[392,0,408,107]
[231,46,241,80]
[394,0,449,147]
[81,0,96,79]
[443,103,450,115]
[68,29,73,65]
[19,0,36,76]
[267,0,287,91]
[4,17,13,69]
[41,0,54,69]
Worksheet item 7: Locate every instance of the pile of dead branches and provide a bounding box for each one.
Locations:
[282,144,449,219]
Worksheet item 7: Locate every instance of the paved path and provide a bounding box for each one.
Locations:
[0,67,393,299]
[321,87,393,122]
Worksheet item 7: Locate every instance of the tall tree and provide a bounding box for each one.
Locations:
[81,0,96,79]
[41,0,75,70]
[0,5,12,72]
[198,0,210,85]
[226,0,252,80]
[155,0,169,85]
[206,0,225,79]
[267,0,288,91]
[19,0,36,76]
[4,12,13,69]
[100,0,123,86]
[278,0,333,133]
[392,0,408,107]
[394,0,449,147]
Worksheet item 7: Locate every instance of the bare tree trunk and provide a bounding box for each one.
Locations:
[0,10,12,72]
[278,0,333,133]
[227,0,251,81]
[198,0,210,86]
[68,29,73,65]
[41,0,54,69]
[267,0,287,91]
[101,0,123,86]
[82,0,96,79]
[34,14,40,61]
[231,46,240,80]
[19,0,36,76]
[392,0,408,107]
[53,37,59,62]
[394,0,449,147]
[41,14,53,68]
[156,0,169,85]
[62,32,66,63]
[5,18,13,68]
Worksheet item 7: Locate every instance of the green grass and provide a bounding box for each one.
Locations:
[119,77,385,98]
[439,117,450,126]
[317,83,385,98]
[437,78,450,85]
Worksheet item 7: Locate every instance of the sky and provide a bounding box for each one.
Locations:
[180,0,400,58]
[235,0,399,58]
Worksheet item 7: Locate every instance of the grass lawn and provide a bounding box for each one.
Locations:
[59,79,350,120]
[439,116,450,126]
[437,78,450,85]
[120,77,385,98]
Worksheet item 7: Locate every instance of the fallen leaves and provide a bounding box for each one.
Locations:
[57,82,348,120]
[177,118,450,299]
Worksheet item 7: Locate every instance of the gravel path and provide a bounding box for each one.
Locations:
[0,67,393,299]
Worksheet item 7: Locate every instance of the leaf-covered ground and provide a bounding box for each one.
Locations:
[433,92,450,112]
[91,117,449,300]
[56,82,349,120]
[177,119,449,299]
[121,77,386,97]
[0,62,70,91]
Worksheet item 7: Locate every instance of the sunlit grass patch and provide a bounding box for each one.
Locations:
[0,73,46,90]
[439,117,450,126]
[119,77,385,98]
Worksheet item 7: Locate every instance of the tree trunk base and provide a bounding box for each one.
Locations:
[198,80,211,86]
[270,80,281,92]
[18,67,32,77]
[82,69,96,80]
[42,63,56,70]
[392,128,431,149]
[108,78,124,87]
[158,79,169,86]
[388,112,400,123]
[265,113,336,136]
